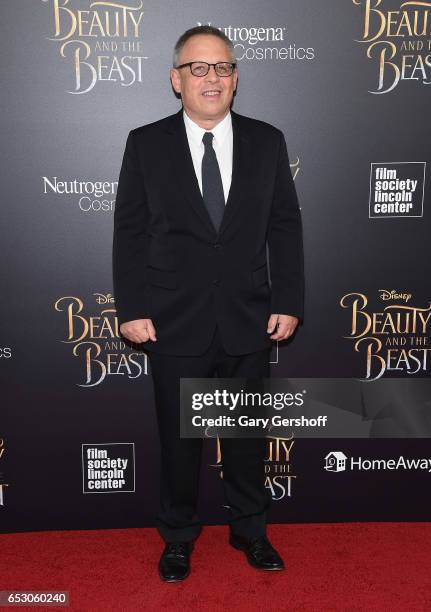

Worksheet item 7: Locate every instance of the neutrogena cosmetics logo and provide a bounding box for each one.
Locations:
[198,21,315,62]
[43,176,118,212]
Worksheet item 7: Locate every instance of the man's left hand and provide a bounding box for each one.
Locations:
[267,313,299,340]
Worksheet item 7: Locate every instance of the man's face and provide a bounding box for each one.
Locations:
[170,34,238,124]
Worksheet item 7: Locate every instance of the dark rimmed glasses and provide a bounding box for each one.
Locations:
[175,61,236,77]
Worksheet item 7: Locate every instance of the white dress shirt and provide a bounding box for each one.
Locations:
[182,109,233,204]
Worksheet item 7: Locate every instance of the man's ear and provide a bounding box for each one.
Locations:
[170,68,181,94]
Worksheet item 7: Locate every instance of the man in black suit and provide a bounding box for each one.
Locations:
[112,25,304,582]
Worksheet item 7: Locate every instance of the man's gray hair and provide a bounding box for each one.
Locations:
[172,25,235,67]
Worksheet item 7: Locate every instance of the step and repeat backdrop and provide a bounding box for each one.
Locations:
[1,0,430,532]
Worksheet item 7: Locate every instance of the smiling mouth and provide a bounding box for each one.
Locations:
[202,90,221,97]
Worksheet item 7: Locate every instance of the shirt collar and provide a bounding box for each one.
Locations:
[183,108,232,148]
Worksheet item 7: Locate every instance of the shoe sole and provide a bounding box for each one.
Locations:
[229,537,285,571]
[159,569,190,583]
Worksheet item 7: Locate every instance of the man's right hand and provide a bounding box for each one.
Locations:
[120,319,157,344]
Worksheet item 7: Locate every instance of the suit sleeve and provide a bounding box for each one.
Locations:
[112,129,151,326]
[267,130,305,321]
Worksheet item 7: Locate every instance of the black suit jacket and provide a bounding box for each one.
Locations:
[112,107,304,355]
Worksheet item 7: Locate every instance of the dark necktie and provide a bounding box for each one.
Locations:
[201,131,225,233]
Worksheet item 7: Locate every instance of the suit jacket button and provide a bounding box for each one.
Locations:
[213,243,220,249]
[213,279,220,286]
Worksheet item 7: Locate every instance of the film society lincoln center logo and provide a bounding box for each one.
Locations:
[82,443,135,493]
[369,162,426,218]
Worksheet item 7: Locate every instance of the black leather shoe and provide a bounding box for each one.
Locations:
[229,533,285,570]
[158,541,194,582]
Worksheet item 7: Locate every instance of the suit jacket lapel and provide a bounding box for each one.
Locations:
[165,108,250,238]
[219,109,250,237]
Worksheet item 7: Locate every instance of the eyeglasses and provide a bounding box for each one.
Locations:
[175,61,236,77]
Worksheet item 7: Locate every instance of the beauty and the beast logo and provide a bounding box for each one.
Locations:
[54,294,148,386]
[340,290,431,380]
[211,435,296,501]
[42,0,148,94]
[0,438,8,507]
[353,0,431,93]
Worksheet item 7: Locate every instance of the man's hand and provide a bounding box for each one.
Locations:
[267,313,299,341]
[120,319,157,344]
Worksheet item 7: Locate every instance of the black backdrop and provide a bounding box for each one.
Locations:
[1,0,430,532]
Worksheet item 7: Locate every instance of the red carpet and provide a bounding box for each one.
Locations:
[2,523,431,611]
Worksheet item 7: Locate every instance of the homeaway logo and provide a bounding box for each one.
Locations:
[324,451,431,472]
[324,451,347,472]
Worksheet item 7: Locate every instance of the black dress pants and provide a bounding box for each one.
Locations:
[147,325,272,543]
